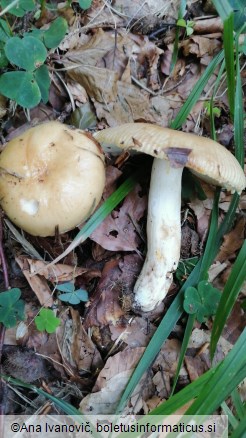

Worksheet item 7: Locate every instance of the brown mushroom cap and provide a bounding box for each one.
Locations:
[0,121,105,236]
[94,123,245,194]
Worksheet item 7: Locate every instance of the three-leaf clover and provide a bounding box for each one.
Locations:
[35,308,60,333]
[0,36,49,108]
[183,280,221,323]
[57,282,88,305]
[177,18,195,36]
[0,288,25,328]
[204,101,221,118]
[0,17,68,109]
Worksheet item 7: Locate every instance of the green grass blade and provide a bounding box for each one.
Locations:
[221,402,239,429]
[0,374,82,416]
[115,289,184,413]
[209,60,226,139]
[73,174,138,241]
[230,416,246,438]
[170,313,196,395]
[211,240,246,358]
[231,388,246,421]
[150,363,220,415]
[185,329,246,415]
[170,50,224,129]
[210,45,245,359]
[149,364,246,417]
[234,35,244,167]
[116,256,206,413]
[198,188,220,279]
[212,0,235,117]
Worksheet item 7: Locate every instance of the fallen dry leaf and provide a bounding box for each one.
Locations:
[84,254,142,328]
[69,308,103,373]
[217,217,245,262]
[15,256,54,307]
[109,316,156,348]
[84,259,125,328]
[2,346,49,383]
[79,347,145,414]
[26,258,89,283]
[180,35,221,58]
[91,184,147,252]
[208,261,228,282]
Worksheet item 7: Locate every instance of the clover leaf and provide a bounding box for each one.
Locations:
[183,280,221,323]
[79,0,93,10]
[57,282,89,305]
[5,36,47,71]
[0,288,25,328]
[43,17,68,49]
[1,0,35,17]
[35,309,60,333]
[0,71,41,108]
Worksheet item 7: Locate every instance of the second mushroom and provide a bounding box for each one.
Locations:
[94,123,246,312]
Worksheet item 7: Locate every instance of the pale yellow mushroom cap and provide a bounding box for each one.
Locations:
[94,123,246,194]
[0,121,105,236]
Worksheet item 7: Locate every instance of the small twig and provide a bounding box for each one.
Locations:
[131,75,157,96]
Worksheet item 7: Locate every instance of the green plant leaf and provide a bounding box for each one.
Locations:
[0,18,11,42]
[170,50,224,129]
[35,308,60,333]
[25,28,44,40]
[171,313,196,395]
[211,240,246,358]
[177,18,186,27]
[230,416,246,438]
[70,103,97,129]
[56,282,74,293]
[1,0,35,17]
[229,0,246,31]
[185,328,246,415]
[184,280,221,323]
[43,17,68,49]
[5,36,47,71]
[59,289,88,305]
[78,0,93,10]
[34,64,50,103]
[182,169,207,201]
[0,374,86,417]
[0,71,41,108]
[0,43,8,68]
[0,288,25,328]
[212,0,235,117]
[57,282,88,304]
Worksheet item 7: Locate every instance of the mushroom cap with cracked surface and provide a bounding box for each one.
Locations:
[0,121,105,236]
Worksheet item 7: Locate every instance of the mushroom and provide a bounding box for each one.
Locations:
[0,121,105,237]
[94,123,246,311]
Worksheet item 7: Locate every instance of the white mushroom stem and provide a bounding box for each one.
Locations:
[134,158,183,311]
